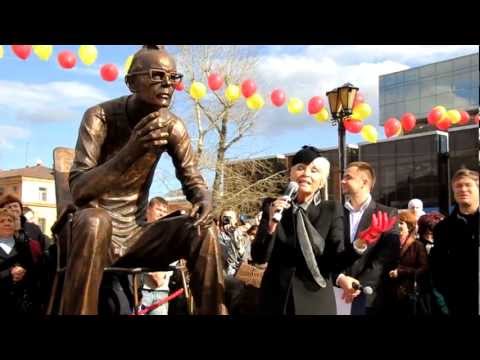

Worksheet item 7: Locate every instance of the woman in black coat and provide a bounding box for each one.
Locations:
[251,146,353,315]
[0,208,35,315]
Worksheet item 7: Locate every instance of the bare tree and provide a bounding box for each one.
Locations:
[221,157,288,217]
[174,45,260,205]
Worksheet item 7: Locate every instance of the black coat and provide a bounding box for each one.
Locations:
[21,215,50,251]
[251,197,346,315]
[0,235,35,314]
[430,206,479,316]
[342,200,400,313]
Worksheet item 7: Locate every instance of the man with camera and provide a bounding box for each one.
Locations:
[218,209,252,276]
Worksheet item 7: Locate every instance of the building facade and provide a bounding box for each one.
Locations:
[379,52,479,127]
[0,164,56,236]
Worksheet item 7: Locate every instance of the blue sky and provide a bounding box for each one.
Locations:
[0,45,477,196]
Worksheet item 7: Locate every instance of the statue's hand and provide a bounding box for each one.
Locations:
[127,109,171,156]
[189,190,212,227]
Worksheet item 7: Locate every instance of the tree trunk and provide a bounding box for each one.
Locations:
[212,111,228,206]
[194,101,203,165]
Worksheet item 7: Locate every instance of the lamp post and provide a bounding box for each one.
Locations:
[326,83,359,202]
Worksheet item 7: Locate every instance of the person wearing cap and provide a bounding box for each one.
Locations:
[252,146,366,315]
[408,198,426,221]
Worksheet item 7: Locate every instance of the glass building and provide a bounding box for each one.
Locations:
[359,130,450,214]
[379,53,479,126]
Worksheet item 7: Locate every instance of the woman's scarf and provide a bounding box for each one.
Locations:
[292,191,327,288]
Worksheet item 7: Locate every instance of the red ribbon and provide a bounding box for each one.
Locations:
[136,288,185,315]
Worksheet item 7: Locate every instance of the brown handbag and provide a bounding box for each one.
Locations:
[234,262,266,288]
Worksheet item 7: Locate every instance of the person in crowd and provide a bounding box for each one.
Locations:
[387,210,428,316]
[408,198,426,221]
[430,168,479,316]
[339,161,400,315]
[0,208,35,315]
[218,209,251,276]
[140,196,174,315]
[0,194,50,314]
[417,212,445,255]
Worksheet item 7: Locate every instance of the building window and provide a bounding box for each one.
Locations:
[39,187,47,202]
[13,186,17,193]
[0,187,4,196]
[38,218,46,233]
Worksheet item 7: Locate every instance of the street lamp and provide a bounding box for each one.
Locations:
[326,83,359,202]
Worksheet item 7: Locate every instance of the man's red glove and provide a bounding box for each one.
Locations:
[358,210,397,246]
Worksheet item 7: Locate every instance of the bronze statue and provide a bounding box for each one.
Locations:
[61,45,227,315]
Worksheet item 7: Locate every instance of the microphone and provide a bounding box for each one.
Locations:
[352,282,373,295]
[272,181,299,223]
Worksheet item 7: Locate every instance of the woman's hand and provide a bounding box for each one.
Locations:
[267,196,291,234]
[11,265,26,282]
[389,269,398,278]
[337,274,362,304]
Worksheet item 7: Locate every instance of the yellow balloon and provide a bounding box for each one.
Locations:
[190,81,207,100]
[32,45,53,61]
[78,45,98,66]
[246,93,265,111]
[433,105,447,114]
[447,109,461,124]
[313,108,329,122]
[225,84,241,102]
[361,124,378,143]
[124,55,133,74]
[287,98,304,114]
[0,45,5,59]
[353,103,372,120]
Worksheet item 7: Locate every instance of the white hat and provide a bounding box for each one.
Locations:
[408,198,425,216]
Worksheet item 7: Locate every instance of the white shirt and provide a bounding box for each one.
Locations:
[344,194,372,243]
[335,194,371,287]
[0,236,15,255]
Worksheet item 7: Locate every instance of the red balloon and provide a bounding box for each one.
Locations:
[474,114,480,125]
[458,110,470,125]
[57,51,76,69]
[436,117,451,131]
[384,117,401,138]
[400,112,416,133]
[241,79,256,98]
[427,108,444,126]
[175,81,185,91]
[207,73,224,91]
[307,96,324,115]
[100,64,119,82]
[270,89,286,107]
[11,45,32,60]
[353,92,365,108]
[343,117,363,134]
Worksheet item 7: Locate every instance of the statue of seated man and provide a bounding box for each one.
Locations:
[61,45,227,315]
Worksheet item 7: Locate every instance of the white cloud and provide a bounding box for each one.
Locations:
[251,45,478,136]
[304,45,478,66]
[0,125,30,149]
[0,80,110,123]
[253,54,409,135]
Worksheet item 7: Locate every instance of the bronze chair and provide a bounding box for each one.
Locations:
[47,147,192,315]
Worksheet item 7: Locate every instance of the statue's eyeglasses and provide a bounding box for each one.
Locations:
[126,69,183,84]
